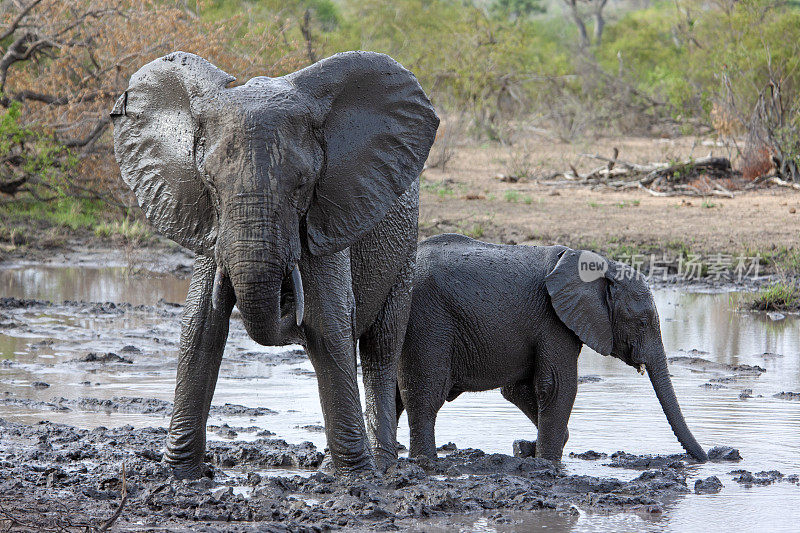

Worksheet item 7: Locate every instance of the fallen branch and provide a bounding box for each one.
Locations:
[97,463,127,532]
[769,176,800,190]
[539,153,740,197]
[638,183,679,197]
[579,151,653,172]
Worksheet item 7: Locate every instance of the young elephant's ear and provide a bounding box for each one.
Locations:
[544,249,613,355]
[288,51,439,255]
[111,52,234,255]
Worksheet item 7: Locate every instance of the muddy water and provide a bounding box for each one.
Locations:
[1,265,799,532]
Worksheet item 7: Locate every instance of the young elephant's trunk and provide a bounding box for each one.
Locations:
[646,349,708,462]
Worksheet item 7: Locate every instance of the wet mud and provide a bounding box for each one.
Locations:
[669,351,769,391]
[0,394,276,417]
[0,418,726,532]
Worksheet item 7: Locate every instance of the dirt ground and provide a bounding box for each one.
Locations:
[419,135,800,271]
[1,135,798,280]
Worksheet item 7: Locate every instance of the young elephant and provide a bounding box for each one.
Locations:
[398,234,707,462]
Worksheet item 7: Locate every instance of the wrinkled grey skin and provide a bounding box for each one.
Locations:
[110,51,438,478]
[398,234,707,463]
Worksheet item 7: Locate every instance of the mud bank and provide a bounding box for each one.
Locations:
[0,394,276,417]
[0,418,740,532]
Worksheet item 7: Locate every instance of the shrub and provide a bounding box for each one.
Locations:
[750,281,800,311]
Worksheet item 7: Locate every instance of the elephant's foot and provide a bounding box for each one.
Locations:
[165,433,208,480]
[372,446,399,473]
[374,456,397,474]
[406,453,437,473]
[166,460,213,480]
[335,455,376,476]
[317,453,336,475]
[318,449,376,477]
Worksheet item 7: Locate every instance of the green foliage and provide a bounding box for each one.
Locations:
[421,178,455,199]
[490,0,546,19]
[1,198,105,230]
[465,223,485,238]
[200,0,800,137]
[597,5,693,112]
[94,219,152,242]
[0,100,77,199]
[750,281,800,311]
[330,0,571,134]
[598,1,800,127]
[756,246,800,273]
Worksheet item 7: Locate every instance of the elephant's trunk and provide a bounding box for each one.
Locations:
[225,245,284,346]
[646,349,708,462]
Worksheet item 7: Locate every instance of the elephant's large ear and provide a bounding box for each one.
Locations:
[111,52,234,255]
[544,249,614,355]
[288,51,439,255]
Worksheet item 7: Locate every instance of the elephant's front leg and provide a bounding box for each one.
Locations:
[165,256,234,479]
[301,251,373,473]
[534,355,578,461]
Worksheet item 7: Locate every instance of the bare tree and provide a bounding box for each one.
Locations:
[592,0,608,45]
[0,0,307,203]
[561,0,609,47]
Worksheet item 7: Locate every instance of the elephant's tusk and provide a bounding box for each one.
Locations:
[638,364,646,375]
[291,263,304,326]
[211,266,225,311]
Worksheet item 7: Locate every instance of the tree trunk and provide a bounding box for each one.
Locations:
[563,0,589,48]
[593,0,608,45]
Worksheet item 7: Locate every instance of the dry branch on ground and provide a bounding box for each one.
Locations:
[535,152,750,197]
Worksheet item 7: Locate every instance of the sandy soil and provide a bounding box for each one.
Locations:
[420,136,800,262]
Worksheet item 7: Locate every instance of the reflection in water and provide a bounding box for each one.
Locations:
[410,509,669,533]
[1,267,799,532]
[0,266,189,305]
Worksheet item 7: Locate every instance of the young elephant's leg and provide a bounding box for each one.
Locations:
[404,391,446,459]
[501,380,539,425]
[359,259,415,471]
[502,380,569,456]
[534,352,579,461]
[166,256,235,479]
[399,319,452,460]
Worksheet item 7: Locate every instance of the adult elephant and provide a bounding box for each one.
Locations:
[110,51,438,478]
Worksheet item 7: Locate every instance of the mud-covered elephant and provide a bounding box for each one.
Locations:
[110,51,438,478]
[398,234,708,462]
